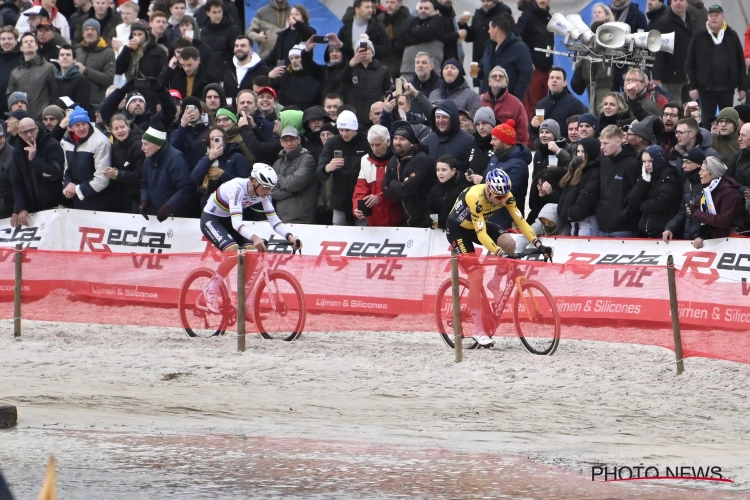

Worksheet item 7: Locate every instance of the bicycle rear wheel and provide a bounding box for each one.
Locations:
[252,270,305,341]
[512,280,560,355]
[434,277,480,350]
[179,268,231,338]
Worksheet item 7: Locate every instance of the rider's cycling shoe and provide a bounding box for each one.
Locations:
[473,334,494,347]
[203,286,222,314]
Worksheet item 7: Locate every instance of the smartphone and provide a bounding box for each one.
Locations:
[357,199,372,216]
[277,59,286,67]
[185,104,197,113]
[212,136,223,146]
[359,41,368,50]
[134,78,149,89]
[333,150,343,159]
[395,78,403,95]
[312,35,329,44]
[185,29,194,38]
[466,168,474,176]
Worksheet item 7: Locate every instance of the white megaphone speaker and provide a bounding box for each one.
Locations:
[595,22,631,49]
[547,13,577,39]
[659,32,675,54]
[565,13,595,44]
[626,30,662,52]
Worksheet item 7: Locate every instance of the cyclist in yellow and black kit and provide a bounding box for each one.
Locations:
[446,168,553,346]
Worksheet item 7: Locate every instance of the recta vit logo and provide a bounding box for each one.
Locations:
[78,226,172,252]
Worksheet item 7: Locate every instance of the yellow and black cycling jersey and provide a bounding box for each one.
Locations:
[447,184,538,254]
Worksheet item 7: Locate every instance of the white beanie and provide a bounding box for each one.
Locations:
[288,43,304,59]
[336,110,358,131]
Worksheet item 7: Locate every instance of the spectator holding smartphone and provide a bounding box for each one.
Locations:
[190,126,250,209]
[352,125,401,227]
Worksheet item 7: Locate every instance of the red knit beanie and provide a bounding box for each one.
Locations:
[491,120,516,145]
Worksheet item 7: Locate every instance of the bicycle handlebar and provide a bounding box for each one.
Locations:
[261,239,303,255]
[505,246,553,263]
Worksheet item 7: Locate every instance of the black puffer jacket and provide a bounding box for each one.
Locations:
[382,144,434,228]
[628,154,681,237]
[116,38,167,80]
[516,1,553,72]
[315,132,370,215]
[341,59,392,127]
[200,12,241,79]
[467,132,493,176]
[557,159,600,224]
[459,1,514,67]
[426,172,471,229]
[10,127,65,213]
[110,126,145,212]
[0,46,23,117]
[664,168,703,239]
[595,146,642,233]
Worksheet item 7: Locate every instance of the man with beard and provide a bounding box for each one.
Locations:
[408,52,443,98]
[485,119,531,228]
[381,120,433,227]
[224,35,269,99]
[300,105,331,161]
[459,0,515,88]
[159,46,219,99]
[399,0,442,79]
[100,78,177,133]
[6,32,56,120]
[10,115,64,223]
[466,107,496,176]
[73,0,121,44]
[75,17,115,105]
[479,65,528,145]
[377,0,412,79]
[658,102,681,155]
[273,43,321,111]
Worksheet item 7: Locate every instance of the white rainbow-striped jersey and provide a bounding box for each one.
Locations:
[203,178,290,241]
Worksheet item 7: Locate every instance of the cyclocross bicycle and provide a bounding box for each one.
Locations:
[178,241,305,341]
[435,247,560,355]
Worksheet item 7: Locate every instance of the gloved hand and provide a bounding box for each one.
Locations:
[537,245,553,260]
[642,164,652,182]
[139,200,150,220]
[121,78,136,94]
[157,203,173,222]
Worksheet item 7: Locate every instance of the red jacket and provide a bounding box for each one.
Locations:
[479,90,529,145]
[352,152,404,226]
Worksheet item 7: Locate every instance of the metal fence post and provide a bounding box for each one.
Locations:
[450,249,462,362]
[14,244,22,338]
[237,251,246,352]
[667,254,684,375]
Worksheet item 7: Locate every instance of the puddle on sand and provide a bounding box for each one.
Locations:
[1,430,746,499]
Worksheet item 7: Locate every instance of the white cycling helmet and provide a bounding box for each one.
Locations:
[251,163,278,189]
[486,168,512,196]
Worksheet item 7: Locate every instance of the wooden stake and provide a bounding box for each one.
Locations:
[667,254,684,375]
[14,244,21,338]
[450,249,462,362]
[237,251,246,352]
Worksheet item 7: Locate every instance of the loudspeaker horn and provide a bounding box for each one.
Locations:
[547,13,577,39]
[626,29,662,52]
[565,13,595,44]
[659,32,675,54]
[595,22,631,49]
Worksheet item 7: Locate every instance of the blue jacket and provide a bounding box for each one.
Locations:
[479,32,533,98]
[141,142,195,217]
[484,144,532,228]
[190,143,251,208]
[170,122,210,171]
[421,99,475,172]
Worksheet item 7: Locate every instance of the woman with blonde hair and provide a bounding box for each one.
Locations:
[598,92,633,129]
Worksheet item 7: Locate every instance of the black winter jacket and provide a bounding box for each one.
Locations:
[140,142,195,217]
[376,6,412,77]
[422,99,475,171]
[170,122,210,171]
[595,146,642,233]
[557,160,600,224]
[276,69,322,112]
[0,144,14,218]
[262,23,316,67]
[467,133,494,176]
[529,87,587,141]
[159,64,220,100]
[200,13,241,78]
[665,168,703,240]
[459,2,514,66]
[516,1,553,71]
[425,172,472,229]
[611,3,648,34]
[628,163,681,237]
[10,128,64,214]
[100,85,177,134]
[650,10,696,84]
[479,32,532,97]
[433,0,460,62]
[116,39,167,80]
[337,17,392,61]
[223,57,270,99]
[382,145,434,228]
[527,139,570,223]
[315,132,370,214]
[726,148,750,228]
[0,47,23,117]
[110,126,145,212]
[54,67,92,115]
[685,26,746,92]
[341,59,392,127]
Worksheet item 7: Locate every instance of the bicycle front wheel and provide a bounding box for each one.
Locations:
[434,277,479,350]
[178,267,231,338]
[252,270,305,341]
[512,280,560,355]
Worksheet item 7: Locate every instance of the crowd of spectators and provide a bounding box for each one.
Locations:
[0,0,749,247]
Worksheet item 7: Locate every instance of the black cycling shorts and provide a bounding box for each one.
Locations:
[200,212,251,251]
[445,218,506,254]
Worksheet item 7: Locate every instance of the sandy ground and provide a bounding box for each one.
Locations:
[1,320,750,498]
